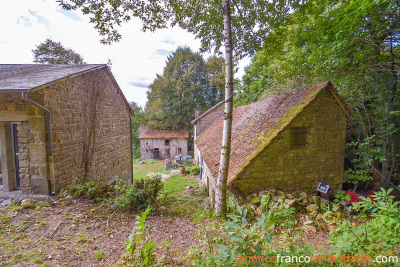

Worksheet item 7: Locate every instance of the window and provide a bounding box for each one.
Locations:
[165,140,170,146]
[178,147,182,154]
[290,127,308,148]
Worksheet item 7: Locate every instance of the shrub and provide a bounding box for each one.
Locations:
[185,204,314,266]
[69,180,113,202]
[328,188,400,258]
[185,166,200,175]
[114,176,164,212]
[124,207,174,266]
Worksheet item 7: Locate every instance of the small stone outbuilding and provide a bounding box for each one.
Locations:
[0,64,133,195]
[139,130,188,160]
[193,82,351,207]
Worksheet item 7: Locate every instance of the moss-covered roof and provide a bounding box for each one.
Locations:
[195,82,351,184]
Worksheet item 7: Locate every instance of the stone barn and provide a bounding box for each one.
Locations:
[0,64,133,195]
[139,130,188,160]
[193,82,351,207]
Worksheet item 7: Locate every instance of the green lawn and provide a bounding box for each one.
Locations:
[133,159,207,218]
[132,159,170,180]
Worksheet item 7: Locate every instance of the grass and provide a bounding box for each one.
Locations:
[161,174,207,218]
[132,159,170,180]
[163,174,198,196]
[132,159,208,217]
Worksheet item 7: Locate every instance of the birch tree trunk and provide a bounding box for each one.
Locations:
[214,0,233,218]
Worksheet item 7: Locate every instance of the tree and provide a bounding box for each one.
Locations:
[32,38,85,64]
[206,55,226,106]
[145,47,212,132]
[130,101,145,159]
[60,0,305,217]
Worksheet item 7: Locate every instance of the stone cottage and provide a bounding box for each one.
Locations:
[139,130,188,160]
[0,64,133,195]
[193,82,352,207]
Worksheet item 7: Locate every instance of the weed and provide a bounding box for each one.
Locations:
[10,204,22,212]
[114,176,163,212]
[1,215,9,223]
[14,223,26,232]
[93,250,103,260]
[69,180,113,202]
[11,234,21,240]
[33,219,46,230]
[77,236,87,242]
[31,257,42,263]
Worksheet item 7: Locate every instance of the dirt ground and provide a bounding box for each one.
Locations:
[0,197,204,266]
[0,197,331,266]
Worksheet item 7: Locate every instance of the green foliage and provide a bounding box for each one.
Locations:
[114,177,163,212]
[1,215,9,224]
[185,165,200,175]
[345,135,386,188]
[130,101,145,158]
[125,208,157,266]
[93,250,103,260]
[186,205,314,266]
[32,38,85,64]
[145,47,224,135]
[60,0,305,58]
[329,188,400,258]
[69,180,113,202]
[333,190,351,204]
[77,236,87,242]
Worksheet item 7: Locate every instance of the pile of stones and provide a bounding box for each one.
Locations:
[243,187,330,217]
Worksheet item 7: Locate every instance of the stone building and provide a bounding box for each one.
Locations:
[193,82,351,207]
[139,130,188,160]
[0,64,133,195]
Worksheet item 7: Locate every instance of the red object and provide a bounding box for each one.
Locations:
[346,189,377,204]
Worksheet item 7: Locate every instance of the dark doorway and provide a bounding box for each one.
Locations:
[165,148,170,158]
[12,124,21,189]
[153,148,160,159]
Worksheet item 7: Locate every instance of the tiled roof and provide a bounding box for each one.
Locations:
[195,82,351,184]
[0,64,104,91]
[139,130,189,139]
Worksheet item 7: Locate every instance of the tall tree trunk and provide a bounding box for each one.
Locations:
[215,0,233,218]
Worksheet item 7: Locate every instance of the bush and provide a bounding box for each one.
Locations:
[69,180,113,202]
[185,165,200,175]
[328,188,400,258]
[114,176,164,212]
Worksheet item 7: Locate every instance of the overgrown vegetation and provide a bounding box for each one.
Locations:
[123,188,399,266]
[114,177,164,212]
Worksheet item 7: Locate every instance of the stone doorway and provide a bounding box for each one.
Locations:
[0,121,21,192]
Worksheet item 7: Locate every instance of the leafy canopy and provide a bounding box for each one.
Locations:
[145,47,224,131]
[32,38,85,64]
[60,0,305,59]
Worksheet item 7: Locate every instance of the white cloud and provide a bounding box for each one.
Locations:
[0,0,250,107]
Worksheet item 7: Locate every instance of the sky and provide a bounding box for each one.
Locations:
[0,0,250,107]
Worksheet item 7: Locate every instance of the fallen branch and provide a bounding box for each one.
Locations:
[49,222,63,238]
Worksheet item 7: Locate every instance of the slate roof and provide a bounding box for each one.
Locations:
[0,64,104,91]
[139,130,189,139]
[195,81,351,184]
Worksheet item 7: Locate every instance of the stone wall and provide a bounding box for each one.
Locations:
[140,138,188,160]
[40,68,132,191]
[0,93,47,194]
[234,89,347,196]
[200,160,216,208]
